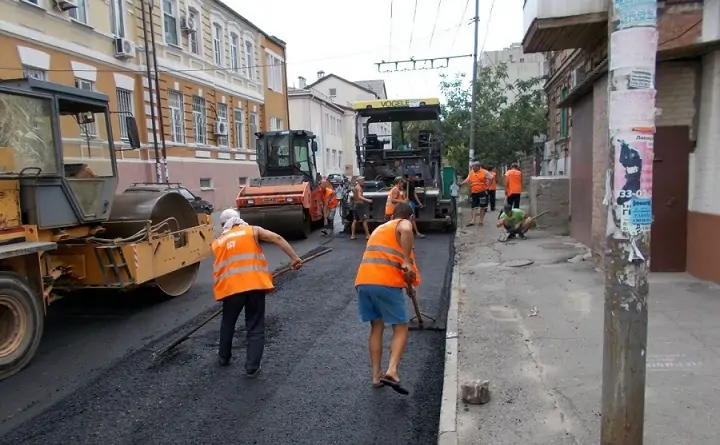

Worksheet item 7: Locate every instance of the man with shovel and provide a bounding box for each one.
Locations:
[355,202,421,395]
[496,204,533,240]
[213,208,302,377]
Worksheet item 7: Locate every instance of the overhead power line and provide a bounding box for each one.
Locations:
[450,0,471,52]
[389,0,394,59]
[479,0,496,58]
[429,0,444,47]
[409,0,419,50]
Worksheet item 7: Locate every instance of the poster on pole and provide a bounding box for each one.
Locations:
[614,132,653,233]
[610,28,658,71]
[613,0,657,30]
[609,90,657,130]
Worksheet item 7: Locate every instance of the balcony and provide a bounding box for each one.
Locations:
[523,0,609,53]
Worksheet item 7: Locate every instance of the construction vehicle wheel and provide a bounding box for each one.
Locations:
[154,262,201,297]
[302,211,312,239]
[0,272,44,381]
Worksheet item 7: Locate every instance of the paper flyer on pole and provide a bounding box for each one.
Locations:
[614,132,653,234]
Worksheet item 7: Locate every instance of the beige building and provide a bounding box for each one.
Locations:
[0,0,289,209]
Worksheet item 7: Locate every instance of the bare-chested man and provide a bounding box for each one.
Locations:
[351,177,372,240]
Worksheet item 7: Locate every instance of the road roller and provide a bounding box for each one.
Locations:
[236,130,325,239]
[0,77,213,380]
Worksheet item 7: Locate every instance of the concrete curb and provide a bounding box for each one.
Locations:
[438,207,461,445]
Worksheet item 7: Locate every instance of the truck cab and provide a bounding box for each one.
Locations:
[255,130,319,185]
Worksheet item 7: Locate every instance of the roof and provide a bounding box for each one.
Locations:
[304,74,379,98]
[288,89,347,113]
[354,80,388,99]
[215,0,285,48]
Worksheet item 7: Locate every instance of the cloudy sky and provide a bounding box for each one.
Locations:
[230,0,525,98]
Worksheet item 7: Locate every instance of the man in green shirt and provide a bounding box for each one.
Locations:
[497,204,533,240]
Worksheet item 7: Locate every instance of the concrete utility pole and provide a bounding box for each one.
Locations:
[601,1,658,444]
[468,0,480,163]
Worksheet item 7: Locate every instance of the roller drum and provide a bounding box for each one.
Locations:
[102,190,201,296]
[239,205,310,239]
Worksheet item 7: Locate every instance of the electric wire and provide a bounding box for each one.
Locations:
[389,0,394,60]
[479,0,496,59]
[429,0,444,47]
[450,0,471,52]
[409,0,419,50]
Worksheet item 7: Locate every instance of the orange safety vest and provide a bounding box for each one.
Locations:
[505,168,522,195]
[354,219,421,288]
[489,171,497,191]
[324,187,338,209]
[468,169,489,194]
[211,225,274,300]
[384,186,405,216]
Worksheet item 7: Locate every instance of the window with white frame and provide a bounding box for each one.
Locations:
[75,79,97,136]
[244,39,254,79]
[234,108,246,149]
[270,117,283,131]
[163,0,179,46]
[338,150,343,168]
[230,33,240,72]
[249,112,258,148]
[325,150,330,169]
[188,9,200,55]
[22,65,46,80]
[266,53,283,92]
[168,90,184,143]
[70,0,89,25]
[110,0,125,37]
[329,88,336,97]
[216,103,228,146]
[213,23,223,66]
[200,178,212,189]
[192,95,206,144]
[115,88,133,140]
[238,177,247,186]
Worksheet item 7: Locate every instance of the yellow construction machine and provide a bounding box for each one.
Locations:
[0,78,213,380]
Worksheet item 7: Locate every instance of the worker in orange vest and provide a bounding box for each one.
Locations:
[384,176,407,221]
[459,161,493,226]
[212,208,302,377]
[355,202,420,396]
[504,163,523,209]
[321,179,339,235]
[487,166,498,212]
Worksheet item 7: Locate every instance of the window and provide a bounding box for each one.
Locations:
[200,178,212,189]
[110,0,125,37]
[519,58,525,63]
[188,10,200,55]
[22,65,46,80]
[329,88,336,97]
[213,24,223,66]
[270,117,283,131]
[216,103,228,146]
[70,0,89,25]
[163,0,179,46]
[560,87,568,139]
[266,53,283,92]
[244,40,254,78]
[192,95,206,144]
[168,90,184,143]
[338,150,342,168]
[75,79,97,136]
[238,177,247,186]
[234,109,246,149]
[249,112,258,147]
[230,33,240,72]
[0,92,56,174]
[115,88,133,140]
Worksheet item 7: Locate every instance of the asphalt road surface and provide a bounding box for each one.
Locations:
[0,230,453,445]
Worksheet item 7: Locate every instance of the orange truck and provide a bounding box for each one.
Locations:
[236,130,326,238]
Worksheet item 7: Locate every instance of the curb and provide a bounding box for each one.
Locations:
[438,210,461,445]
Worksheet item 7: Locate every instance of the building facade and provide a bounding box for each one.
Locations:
[480,42,547,103]
[523,0,720,283]
[288,85,349,177]
[0,0,288,210]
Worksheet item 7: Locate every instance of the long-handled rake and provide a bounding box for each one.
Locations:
[406,283,445,331]
[150,247,333,366]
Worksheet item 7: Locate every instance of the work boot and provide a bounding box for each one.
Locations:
[217,352,230,367]
[507,233,516,239]
[246,365,262,378]
[519,233,527,240]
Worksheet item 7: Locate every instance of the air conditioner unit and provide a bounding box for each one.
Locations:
[214,121,228,136]
[570,68,586,90]
[53,0,77,12]
[114,38,135,60]
[180,16,197,32]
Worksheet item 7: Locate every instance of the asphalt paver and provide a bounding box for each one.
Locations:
[1,232,453,445]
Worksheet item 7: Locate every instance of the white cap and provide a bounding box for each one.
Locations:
[219,208,240,226]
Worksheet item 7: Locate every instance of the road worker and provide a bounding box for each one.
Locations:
[459,161,493,226]
[487,166,498,212]
[213,208,302,377]
[384,176,407,221]
[504,163,523,209]
[496,204,533,240]
[321,179,339,236]
[355,202,420,396]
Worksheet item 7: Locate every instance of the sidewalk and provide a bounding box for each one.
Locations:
[439,208,720,445]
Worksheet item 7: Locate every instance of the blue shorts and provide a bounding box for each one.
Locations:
[357,285,408,325]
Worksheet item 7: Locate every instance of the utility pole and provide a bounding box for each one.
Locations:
[139,0,163,183]
[468,0,480,163]
[601,1,657,444]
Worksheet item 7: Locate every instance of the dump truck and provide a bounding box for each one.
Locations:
[0,78,213,380]
[235,130,325,239]
[345,98,457,231]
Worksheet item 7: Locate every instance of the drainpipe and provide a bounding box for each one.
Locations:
[140,0,162,182]
[147,0,169,182]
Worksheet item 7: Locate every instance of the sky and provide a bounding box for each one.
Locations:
[228,0,525,99]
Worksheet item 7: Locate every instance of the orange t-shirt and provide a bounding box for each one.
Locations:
[504,169,522,195]
[489,171,497,191]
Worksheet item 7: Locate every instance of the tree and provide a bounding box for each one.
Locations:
[438,63,547,174]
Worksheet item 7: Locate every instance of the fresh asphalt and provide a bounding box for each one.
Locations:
[0,227,453,444]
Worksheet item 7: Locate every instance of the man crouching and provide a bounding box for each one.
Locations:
[497,204,533,240]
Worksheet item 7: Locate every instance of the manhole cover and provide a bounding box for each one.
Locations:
[502,259,534,268]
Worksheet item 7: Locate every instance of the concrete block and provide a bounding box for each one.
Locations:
[461,379,490,405]
[529,176,570,234]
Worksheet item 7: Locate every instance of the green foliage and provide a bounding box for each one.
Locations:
[437,63,547,173]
